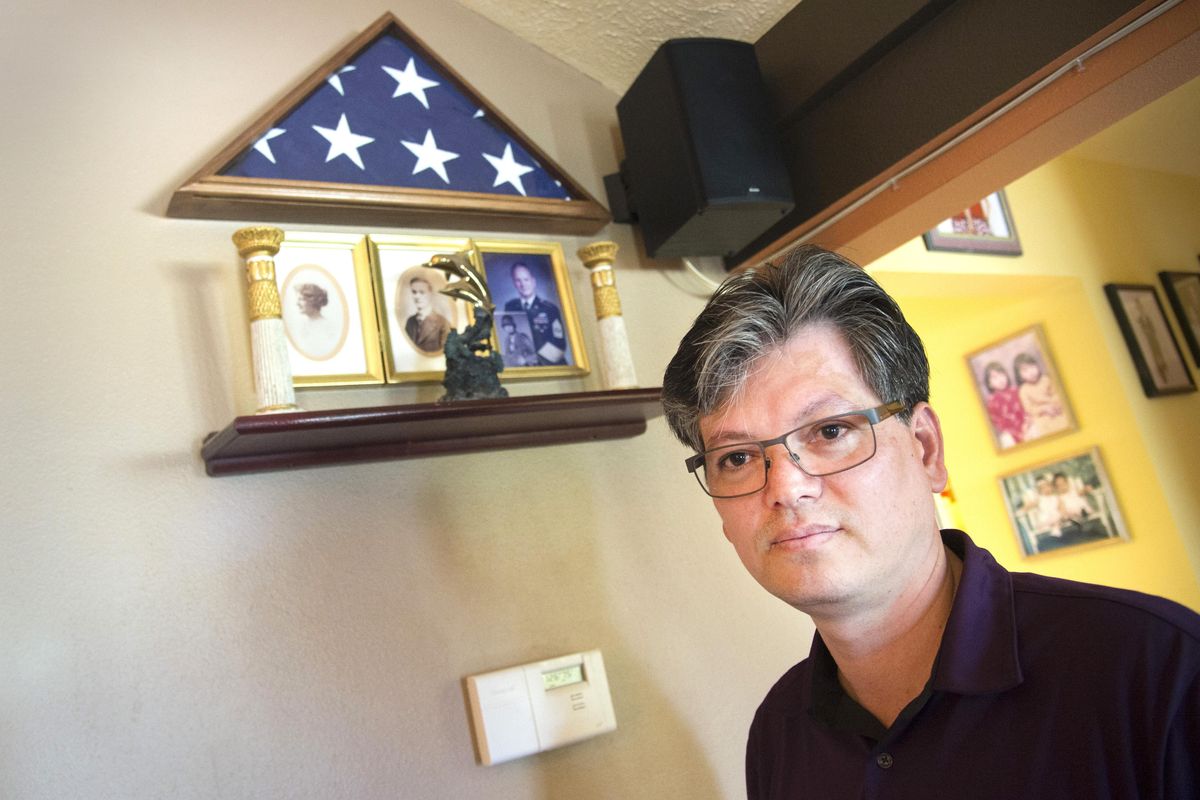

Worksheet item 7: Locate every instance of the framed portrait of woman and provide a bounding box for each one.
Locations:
[965,324,1077,452]
[369,234,475,383]
[274,232,384,387]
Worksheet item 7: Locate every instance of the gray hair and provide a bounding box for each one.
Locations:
[661,245,929,452]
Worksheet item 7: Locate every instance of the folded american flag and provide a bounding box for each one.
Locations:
[220,31,571,200]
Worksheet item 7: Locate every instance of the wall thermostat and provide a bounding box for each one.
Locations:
[465,649,616,765]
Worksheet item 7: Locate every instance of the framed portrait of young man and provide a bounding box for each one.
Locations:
[274,232,384,387]
[475,240,590,380]
[369,234,475,383]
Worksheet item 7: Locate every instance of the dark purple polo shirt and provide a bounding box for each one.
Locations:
[746,530,1200,799]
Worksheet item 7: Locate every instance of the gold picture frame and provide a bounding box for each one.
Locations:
[274,232,384,387]
[368,234,477,383]
[998,447,1130,558]
[965,324,1077,453]
[475,239,590,380]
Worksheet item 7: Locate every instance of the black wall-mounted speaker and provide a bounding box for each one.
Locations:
[611,39,794,259]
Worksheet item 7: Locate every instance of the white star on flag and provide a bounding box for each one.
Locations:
[382,58,440,109]
[252,128,286,163]
[401,129,459,183]
[327,66,356,96]
[483,143,535,196]
[312,114,375,170]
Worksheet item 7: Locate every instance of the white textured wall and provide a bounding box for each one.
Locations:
[0,1,812,798]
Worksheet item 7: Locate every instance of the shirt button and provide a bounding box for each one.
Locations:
[876,753,894,769]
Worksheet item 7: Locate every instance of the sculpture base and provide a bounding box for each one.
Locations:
[439,306,508,403]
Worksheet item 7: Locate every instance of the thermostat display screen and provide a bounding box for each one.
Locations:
[541,663,584,691]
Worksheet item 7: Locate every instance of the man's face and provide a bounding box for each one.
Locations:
[512,266,536,300]
[698,323,947,618]
[410,280,431,312]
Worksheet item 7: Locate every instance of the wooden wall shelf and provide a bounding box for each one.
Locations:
[201,388,663,476]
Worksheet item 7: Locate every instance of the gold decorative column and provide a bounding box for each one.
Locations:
[232,226,300,414]
[577,241,638,390]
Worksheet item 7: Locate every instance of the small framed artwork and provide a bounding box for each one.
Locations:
[999,447,1129,558]
[369,234,475,383]
[274,232,384,387]
[475,240,590,379]
[1103,283,1196,397]
[965,325,1076,452]
[922,189,1021,255]
[1158,270,1200,366]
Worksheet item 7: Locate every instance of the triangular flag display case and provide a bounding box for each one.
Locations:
[169,13,610,235]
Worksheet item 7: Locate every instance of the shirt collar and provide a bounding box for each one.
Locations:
[931,529,1024,694]
[807,530,1023,724]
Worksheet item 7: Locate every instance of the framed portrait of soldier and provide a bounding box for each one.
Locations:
[369,234,475,383]
[274,232,384,386]
[475,239,590,379]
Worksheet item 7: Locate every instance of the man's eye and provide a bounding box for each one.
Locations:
[717,449,756,469]
[817,422,849,440]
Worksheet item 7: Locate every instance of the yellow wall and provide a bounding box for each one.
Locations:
[870,156,1200,609]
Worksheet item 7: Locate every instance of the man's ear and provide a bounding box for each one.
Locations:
[909,402,948,493]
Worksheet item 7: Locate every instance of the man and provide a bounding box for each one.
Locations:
[403,275,451,354]
[498,313,536,367]
[503,262,568,365]
[661,246,1200,798]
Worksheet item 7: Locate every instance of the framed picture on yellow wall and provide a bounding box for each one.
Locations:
[998,447,1129,558]
[1158,270,1200,367]
[922,189,1021,255]
[1104,283,1196,398]
[966,325,1077,453]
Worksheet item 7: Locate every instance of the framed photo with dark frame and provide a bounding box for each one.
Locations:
[998,447,1129,558]
[274,232,384,387]
[1103,283,1196,397]
[922,189,1021,255]
[369,234,475,384]
[1158,270,1200,367]
[476,239,590,379]
[965,325,1077,452]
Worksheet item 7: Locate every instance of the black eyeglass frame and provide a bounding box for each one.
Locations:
[684,400,908,498]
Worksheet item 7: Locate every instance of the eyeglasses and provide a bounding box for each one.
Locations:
[685,401,907,498]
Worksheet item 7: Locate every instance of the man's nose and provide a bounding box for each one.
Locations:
[762,444,823,506]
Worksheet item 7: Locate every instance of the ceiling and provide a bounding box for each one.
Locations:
[453,0,796,95]
[455,0,1199,184]
[1067,74,1200,179]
